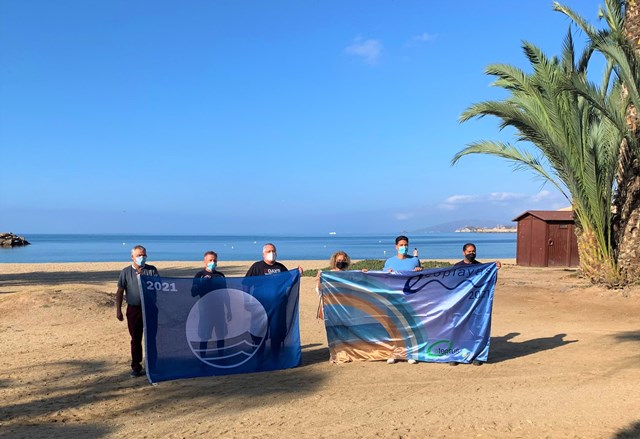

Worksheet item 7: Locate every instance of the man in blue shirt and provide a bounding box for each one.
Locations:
[383,235,422,272]
[383,235,422,364]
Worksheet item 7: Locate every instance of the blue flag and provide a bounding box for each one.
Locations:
[320,263,497,363]
[140,270,301,383]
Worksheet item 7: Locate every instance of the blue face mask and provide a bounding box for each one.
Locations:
[207,262,216,271]
[135,256,147,266]
[398,246,408,255]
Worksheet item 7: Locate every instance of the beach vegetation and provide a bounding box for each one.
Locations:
[453,0,639,286]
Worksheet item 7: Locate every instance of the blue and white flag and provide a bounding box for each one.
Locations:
[140,270,301,383]
[320,263,497,363]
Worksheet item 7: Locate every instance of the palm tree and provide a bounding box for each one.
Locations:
[553,0,640,284]
[451,31,627,284]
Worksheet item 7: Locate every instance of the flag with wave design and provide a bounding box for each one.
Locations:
[320,263,497,363]
[140,270,300,383]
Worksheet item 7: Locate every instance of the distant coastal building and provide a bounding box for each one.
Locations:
[454,225,517,233]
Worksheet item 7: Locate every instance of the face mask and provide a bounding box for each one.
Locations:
[336,261,348,270]
[465,253,476,262]
[398,246,408,255]
[135,256,147,266]
[266,252,276,262]
[207,262,216,271]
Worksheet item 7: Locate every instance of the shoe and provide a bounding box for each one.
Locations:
[387,358,397,364]
[448,361,459,366]
[130,369,145,377]
[408,359,418,364]
[472,360,484,366]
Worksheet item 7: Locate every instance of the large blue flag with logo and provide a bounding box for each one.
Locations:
[320,263,497,363]
[140,270,301,383]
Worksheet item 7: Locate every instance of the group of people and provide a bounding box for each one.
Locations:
[115,236,499,377]
[318,235,500,273]
[115,242,301,377]
[314,235,500,366]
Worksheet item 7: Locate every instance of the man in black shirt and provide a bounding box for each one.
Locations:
[451,242,500,367]
[245,243,289,276]
[191,251,230,354]
[193,250,226,280]
[245,243,302,359]
[453,243,502,268]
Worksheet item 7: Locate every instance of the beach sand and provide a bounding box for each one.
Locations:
[1,260,639,438]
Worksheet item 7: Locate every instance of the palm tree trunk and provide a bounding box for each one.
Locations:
[613,0,640,284]
[577,225,620,285]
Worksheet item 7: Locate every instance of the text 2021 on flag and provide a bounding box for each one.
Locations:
[140,270,301,383]
[319,263,498,363]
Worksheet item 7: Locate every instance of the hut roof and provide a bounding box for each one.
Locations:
[512,210,574,222]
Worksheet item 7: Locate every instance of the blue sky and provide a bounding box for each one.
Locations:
[1,1,606,234]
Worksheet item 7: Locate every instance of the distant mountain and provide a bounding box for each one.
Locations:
[412,219,516,233]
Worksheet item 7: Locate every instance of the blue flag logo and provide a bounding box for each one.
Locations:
[140,270,301,383]
[185,288,268,369]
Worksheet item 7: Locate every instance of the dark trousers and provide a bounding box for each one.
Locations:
[126,305,144,372]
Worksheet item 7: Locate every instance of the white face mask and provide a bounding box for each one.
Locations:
[266,251,276,262]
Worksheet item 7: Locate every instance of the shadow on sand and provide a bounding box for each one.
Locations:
[613,330,640,343]
[614,420,640,438]
[300,343,330,366]
[1,357,329,439]
[488,332,578,363]
[2,423,112,439]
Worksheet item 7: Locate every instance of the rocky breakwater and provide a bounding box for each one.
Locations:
[0,232,31,247]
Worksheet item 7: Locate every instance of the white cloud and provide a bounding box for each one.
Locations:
[412,32,436,43]
[444,192,526,206]
[395,212,414,220]
[488,192,525,202]
[439,190,569,215]
[345,37,382,64]
[440,192,526,212]
[444,194,479,204]
[438,203,457,212]
[531,190,552,202]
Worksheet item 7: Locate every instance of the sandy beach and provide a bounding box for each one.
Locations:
[1,260,639,438]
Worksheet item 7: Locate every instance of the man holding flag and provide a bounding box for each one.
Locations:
[115,245,159,378]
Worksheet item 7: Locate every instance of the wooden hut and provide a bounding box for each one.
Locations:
[512,210,579,267]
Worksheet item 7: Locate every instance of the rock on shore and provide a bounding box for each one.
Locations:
[0,232,30,247]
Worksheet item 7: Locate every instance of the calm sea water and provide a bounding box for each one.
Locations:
[0,233,516,263]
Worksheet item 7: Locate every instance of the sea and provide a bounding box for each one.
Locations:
[0,233,516,264]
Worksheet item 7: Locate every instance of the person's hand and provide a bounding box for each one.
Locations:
[496,261,502,269]
[116,308,124,321]
[315,270,322,279]
[360,269,369,272]
[413,266,422,271]
[298,266,304,275]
